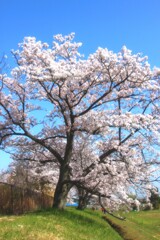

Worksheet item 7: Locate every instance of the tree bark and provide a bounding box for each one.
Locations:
[53,130,74,209]
[52,164,71,209]
[77,188,88,210]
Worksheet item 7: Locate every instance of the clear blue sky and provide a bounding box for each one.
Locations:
[1,0,160,170]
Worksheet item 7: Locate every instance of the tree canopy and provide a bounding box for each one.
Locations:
[0,33,160,209]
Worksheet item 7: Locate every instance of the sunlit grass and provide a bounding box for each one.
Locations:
[0,208,122,240]
[1,207,159,240]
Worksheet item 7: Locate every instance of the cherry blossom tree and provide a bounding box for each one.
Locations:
[8,157,57,194]
[3,138,59,193]
[0,33,160,209]
[67,134,160,211]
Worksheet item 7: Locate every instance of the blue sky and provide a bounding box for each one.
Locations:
[1,0,160,170]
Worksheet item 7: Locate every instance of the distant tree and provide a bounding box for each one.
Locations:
[0,33,160,210]
[149,188,159,210]
[8,152,58,194]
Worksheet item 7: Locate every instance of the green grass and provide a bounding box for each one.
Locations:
[104,209,160,240]
[0,208,122,240]
[1,207,159,240]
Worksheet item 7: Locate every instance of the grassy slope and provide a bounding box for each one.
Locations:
[104,210,160,240]
[0,208,122,240]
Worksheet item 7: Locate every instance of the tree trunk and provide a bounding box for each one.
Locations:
[77,188,88,210]
[53,131,74,209]
[77,196,88,210]
[52,165,71,209]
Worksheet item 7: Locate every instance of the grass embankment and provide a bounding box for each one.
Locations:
[0,208,122,240]
[104,209,160,240]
